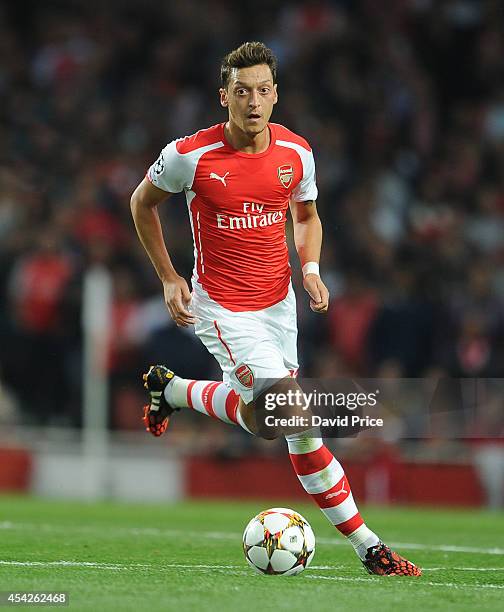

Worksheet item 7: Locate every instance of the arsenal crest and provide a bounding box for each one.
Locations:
[277,165,294,188]
[235,364,254,388]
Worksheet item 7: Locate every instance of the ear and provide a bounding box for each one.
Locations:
[273,83,278,105]
[219,88,228,108]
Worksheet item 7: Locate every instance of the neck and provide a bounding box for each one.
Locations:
[224,121,270,154]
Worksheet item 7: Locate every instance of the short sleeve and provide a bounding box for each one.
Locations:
[146,140,190,193]
[292,148,318,202]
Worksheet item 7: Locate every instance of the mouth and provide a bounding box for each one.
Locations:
[247,113,261,121]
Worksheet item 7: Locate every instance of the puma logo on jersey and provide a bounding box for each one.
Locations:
[210,171,230,187]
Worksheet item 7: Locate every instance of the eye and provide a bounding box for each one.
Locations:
[260,88,270,94]
[236,88,247,95]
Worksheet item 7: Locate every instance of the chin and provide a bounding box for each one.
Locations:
[244,122,267,136]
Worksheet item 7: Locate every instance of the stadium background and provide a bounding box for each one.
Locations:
[0,0,503,509]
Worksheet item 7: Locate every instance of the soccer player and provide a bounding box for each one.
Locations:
[130,42,421,577]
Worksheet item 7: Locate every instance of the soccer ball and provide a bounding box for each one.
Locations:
[242,507,315,575]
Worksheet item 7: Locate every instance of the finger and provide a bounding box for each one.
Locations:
[172,294,196,323]
[171,309,192,327]
[318,286,329,310]
[310,300,327,312]
[310,288,329,312]
[166,300,192,326]
[174,311,196,326]
[175,314,193,327]
[165,301,177,321]
[180,283,192,305]
[312,295,329,311]
[173,292,195,317]
[174,311,195,326]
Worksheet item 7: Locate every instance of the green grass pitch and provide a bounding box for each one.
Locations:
[0,496,503,611]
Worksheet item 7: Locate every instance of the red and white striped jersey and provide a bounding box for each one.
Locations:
[147,122,317,312]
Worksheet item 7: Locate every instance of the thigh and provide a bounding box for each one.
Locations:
[265,283,299,374]
[191,291,291,403]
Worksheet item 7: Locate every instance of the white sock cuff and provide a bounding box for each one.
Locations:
[347,524,380,560]
[164,376,187,408]
[285,427,323,454]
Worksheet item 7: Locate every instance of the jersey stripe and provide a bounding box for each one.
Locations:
[196,211,204,273]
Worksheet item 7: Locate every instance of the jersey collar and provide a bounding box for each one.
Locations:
[220,122,276,158]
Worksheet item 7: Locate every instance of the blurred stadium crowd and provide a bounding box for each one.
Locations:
[1,0,504,438]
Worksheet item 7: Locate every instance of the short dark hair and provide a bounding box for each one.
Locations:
[220,41,277,89]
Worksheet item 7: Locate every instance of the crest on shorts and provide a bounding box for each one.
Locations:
[277,165,294,188]
[235,364,254,388]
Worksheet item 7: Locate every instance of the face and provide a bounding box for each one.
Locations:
[220,64,278,136]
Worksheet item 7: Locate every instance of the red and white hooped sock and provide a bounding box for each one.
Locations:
[164,377,253,434]
[285,431,380,559]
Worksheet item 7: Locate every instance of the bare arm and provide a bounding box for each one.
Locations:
[289,199,329,313]
[130,178,195,326]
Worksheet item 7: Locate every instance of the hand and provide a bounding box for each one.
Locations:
[303,274,329,313]
[162,276,196,327]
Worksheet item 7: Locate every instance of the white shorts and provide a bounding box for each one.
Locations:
[190,283,299,404]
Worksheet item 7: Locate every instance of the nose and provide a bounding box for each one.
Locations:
[249,89,260,108]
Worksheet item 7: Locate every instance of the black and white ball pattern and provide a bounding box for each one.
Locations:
[243,507,316,576]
